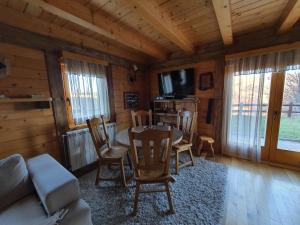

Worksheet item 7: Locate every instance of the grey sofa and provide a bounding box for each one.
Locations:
[0,154,93,225]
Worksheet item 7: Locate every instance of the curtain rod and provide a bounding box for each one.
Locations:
[225,41,300,61]
[61,51,109,66]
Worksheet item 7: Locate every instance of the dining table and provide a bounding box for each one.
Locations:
[115,126,183,147]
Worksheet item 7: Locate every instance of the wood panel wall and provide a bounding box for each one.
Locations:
[150,58,224,153]
[112,65,147,131]
[0,43,59,160]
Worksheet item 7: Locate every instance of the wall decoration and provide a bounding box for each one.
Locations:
[199,72,214,90]
[0,57,10,79]
[124,92,139,109]
[128,64,139,84]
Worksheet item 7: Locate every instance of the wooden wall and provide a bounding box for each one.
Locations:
[112,65,147,131]
[0,41,148,161]
[0,43,59,160]
[150,58,224,153]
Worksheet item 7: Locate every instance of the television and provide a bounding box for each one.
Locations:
[158,68,195,99]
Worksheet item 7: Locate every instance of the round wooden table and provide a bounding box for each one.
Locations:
[116,126,183,147]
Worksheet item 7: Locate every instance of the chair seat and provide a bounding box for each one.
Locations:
[101,145,128,159]
[135,162,169,182]
[136,170,169,182]
[173,139,192,151]
[200,136,214,144]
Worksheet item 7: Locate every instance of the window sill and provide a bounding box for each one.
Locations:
[67,119,116,131]
[68,124,88,131]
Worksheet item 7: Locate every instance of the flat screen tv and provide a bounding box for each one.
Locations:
[158,68,195,99]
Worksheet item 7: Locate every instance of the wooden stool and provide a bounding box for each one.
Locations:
[197,136,215,160]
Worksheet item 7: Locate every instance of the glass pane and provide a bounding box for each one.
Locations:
[229,73,271,147]
[277,70,300,152]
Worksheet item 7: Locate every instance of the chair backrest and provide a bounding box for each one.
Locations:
[131,110,152,127]
[86,115,110,159]
[128,127,173,178]
[176,111,198,143]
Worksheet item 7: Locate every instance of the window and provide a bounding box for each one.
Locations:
[63,58,110,126]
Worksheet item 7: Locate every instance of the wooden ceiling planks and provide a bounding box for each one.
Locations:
[7,0,27,11]
[277,0,300,33]
[122,0,195,53]
[156,0,221,46]
[22,0,168,59]
[0,0,299,62]
[85,0,181,52]
[231,0,289,34]
[0,3,150,64]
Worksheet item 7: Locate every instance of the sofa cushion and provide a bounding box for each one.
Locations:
[0,194,57,225]
[0,194,92,225]
[0,154,34,211]
[60,199,93,225]
[27,154,80,215]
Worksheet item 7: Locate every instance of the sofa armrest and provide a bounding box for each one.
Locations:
[27,154,79,215]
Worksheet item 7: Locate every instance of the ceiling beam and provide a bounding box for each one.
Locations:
[151,24,300,69]
[0,5,148,64]
[22,0,168,60]
[211,0,233,45]
[121,0,194,54]
[277,0,300,33]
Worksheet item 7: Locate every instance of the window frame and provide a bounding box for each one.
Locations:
[61,55,115,130]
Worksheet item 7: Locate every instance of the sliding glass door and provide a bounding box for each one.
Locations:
[223,48,300,165]
[224,70,300,167]
[265,71,300,167]
[225,72,272,160]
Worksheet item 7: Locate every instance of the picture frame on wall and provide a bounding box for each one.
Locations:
[124,92,139,109]
[199,72,214,91]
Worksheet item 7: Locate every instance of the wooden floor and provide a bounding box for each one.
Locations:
[214,156,300,225]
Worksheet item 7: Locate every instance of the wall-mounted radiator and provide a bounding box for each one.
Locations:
[63,122,116,171]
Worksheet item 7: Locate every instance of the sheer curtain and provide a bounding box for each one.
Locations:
[64,59,110,125]
[222,48,300,161]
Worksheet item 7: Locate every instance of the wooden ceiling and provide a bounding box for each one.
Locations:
[0,0,299,64]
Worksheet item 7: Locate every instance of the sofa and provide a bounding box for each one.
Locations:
[0,154,93,225]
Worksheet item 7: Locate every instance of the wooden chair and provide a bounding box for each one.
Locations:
[131,110,152,127]
[173,111,198,174]
[128,127,175,216]
[87,116,131,187]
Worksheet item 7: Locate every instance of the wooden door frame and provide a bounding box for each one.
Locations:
[263,72,300,167]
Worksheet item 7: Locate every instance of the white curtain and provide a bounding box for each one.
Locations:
[64,59,110,125]
[223,48,300,161]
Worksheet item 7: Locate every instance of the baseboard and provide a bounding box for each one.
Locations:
[261,160,300,172]
[72,161,98,178]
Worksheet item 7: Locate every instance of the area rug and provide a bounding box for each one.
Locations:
[79,158,228,225]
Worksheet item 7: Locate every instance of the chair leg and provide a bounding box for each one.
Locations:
[133,181,140,216]
[175,151,179,175]
[197,138,203,156]
[165,181,175,214]
[188,147,195,166]
[120,159,127,187]
[127,152,132,170]
[95,163,101,186]
[210,143,215,161]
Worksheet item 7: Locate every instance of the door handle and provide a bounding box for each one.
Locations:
[273,111,279,120]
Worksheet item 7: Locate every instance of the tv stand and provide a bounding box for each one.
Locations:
[153,98,199,126]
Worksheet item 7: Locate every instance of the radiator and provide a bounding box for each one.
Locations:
[63,122,116,171]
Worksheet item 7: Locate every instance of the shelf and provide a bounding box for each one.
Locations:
[154,98,198,103]
[0,97,52,103]
[155,112,178,117]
